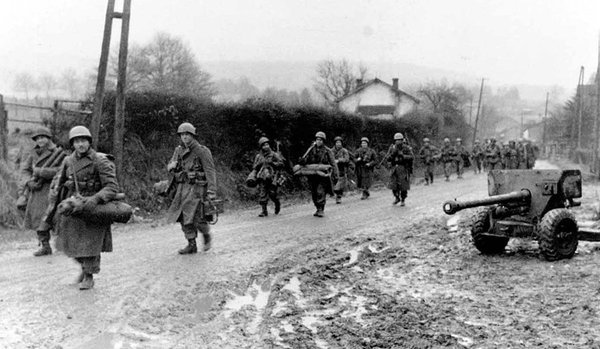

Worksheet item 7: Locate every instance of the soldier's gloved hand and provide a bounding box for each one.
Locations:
[207,191,217,200]
[26,180,38,190]
[81,195,101,212]
[167,161,178,171]
[33,168,42,177]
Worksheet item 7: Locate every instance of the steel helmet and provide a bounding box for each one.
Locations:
[456,138,462,142]
[444,137,450,143]
[393,132,404,140]
[423,137,430,142]
[68,126,92,142]
[258,136,269,146]
[32,127,52,140]
[177,122,196,135]
[360,137,369,143]
[475,139,480,143]
[315,131,326,140]
[334,136,343,142]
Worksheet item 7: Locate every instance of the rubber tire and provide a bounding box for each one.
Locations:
[471,207,509,255]
[538,209,578,261]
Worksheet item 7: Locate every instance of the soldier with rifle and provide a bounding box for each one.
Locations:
[471,139,484,174]
[298,131,338,217]
[485,138,502,170]
[354,137,378,200]
[440,138,456,181]
[332,136,350,204]
[16,127,66,257]
[418,137,438,185]
[167,123,217,254]
[253,136,284,217]
[386,133,414,206]
[455,138,468,179]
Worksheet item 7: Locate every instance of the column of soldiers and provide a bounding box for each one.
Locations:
[14,122,539,291]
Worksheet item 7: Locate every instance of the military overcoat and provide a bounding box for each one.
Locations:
[354,147,377,189]
[167,140,217,225]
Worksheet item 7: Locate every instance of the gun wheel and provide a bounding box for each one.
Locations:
[471,207,509,254]
[538,209,578,261]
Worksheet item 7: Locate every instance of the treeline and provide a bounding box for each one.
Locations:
[46,91,469,212]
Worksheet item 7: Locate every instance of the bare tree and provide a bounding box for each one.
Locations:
[13,72,37,100]
[60,68,83,99]
[38,73,58,99]
[313,59,368,106]
[116,32,213,99]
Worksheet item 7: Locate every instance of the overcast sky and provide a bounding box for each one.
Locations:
[2,0,599,91]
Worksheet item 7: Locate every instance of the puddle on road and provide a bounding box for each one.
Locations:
[281,320,294,333]
[75,332,122,349]
[282,276,306,308]
[301,315,320,333]
[367,244,389,253]
[343,248,360,266]
[315,338,329,349]
[223,280,272,334]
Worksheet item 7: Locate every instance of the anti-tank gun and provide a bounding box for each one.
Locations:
[443,169,600,261]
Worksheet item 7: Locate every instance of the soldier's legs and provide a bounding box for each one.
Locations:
[75,255,100,290]
[268,184,281,214]
[258,183,269,217]
[443,162,451,181]
[33,230,52,257]
[179,223,199,254]
[311,179,326,216]
[423,168,430,185]
[456,160,464,178]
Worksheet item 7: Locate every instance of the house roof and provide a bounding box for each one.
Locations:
[336,78,420,104]
[357,105,396,116]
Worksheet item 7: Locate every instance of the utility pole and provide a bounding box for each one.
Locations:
[90,0,116,149]
[543,91,549,154]
[577,66,584,149]
[113,0,132,179]
[472,78,485,144]
[594,33,600,176]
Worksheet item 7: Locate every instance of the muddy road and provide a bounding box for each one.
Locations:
[2,161,600,348]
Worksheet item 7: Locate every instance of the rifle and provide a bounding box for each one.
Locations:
[376,144,395,168]
[300,142,316,161]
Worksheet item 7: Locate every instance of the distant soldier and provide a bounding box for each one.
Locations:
[42,126,118,290]
[418,137,438,185]
[455,138,468,179]
[253,137,284,217]
[387,133,414,206]
[16,127,66,256]
[332,136,350,204]
[298,131,338,217]
[500,141,510,169]
[354,137,378,200]
[440,138,456,181]
[167,123,217,254]
[505,140,519,169]
[518,139,536,169]
[471,139,484,174]
[485,138,502,170]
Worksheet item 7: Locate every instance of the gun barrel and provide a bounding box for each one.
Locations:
[443,189,530,215]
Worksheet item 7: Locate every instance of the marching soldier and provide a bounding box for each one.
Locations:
[42,126,118,290]
[332,136,350,204]
[387,133,414,206]
[506,140,519,169]
[253,137,284,217]
[455,138,467,179]
[418,137,438,185]
[354,137,377,200]
[500,141,510,169]
[518,139,536,169]
[440,138,456,181]
[471,139,484,174]
[485,138,502,170]
[16,127,66,256]
[298,131,338,217]
[167,123,217,254]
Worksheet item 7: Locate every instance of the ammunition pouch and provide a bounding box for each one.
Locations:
[174,171,206,184]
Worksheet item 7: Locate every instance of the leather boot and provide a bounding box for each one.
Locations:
[258,204,268,217]
[202,233,212,252]
[360,191,368,200]
[400,199,406,207]
[178,239,198,254]
[75,271,84,284]
[393,196,401,205]
[335,196,341,204]
[274,200,281,215]
[33,231,52,257]
[79,273,94,290]
[314,206,324,217]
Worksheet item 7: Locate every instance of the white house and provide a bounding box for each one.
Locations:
[336,78,419,119]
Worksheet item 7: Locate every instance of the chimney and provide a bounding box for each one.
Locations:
[356,79,363,88]
[392,78,399,90]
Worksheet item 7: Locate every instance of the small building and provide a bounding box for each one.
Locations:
[336,78,419,120]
